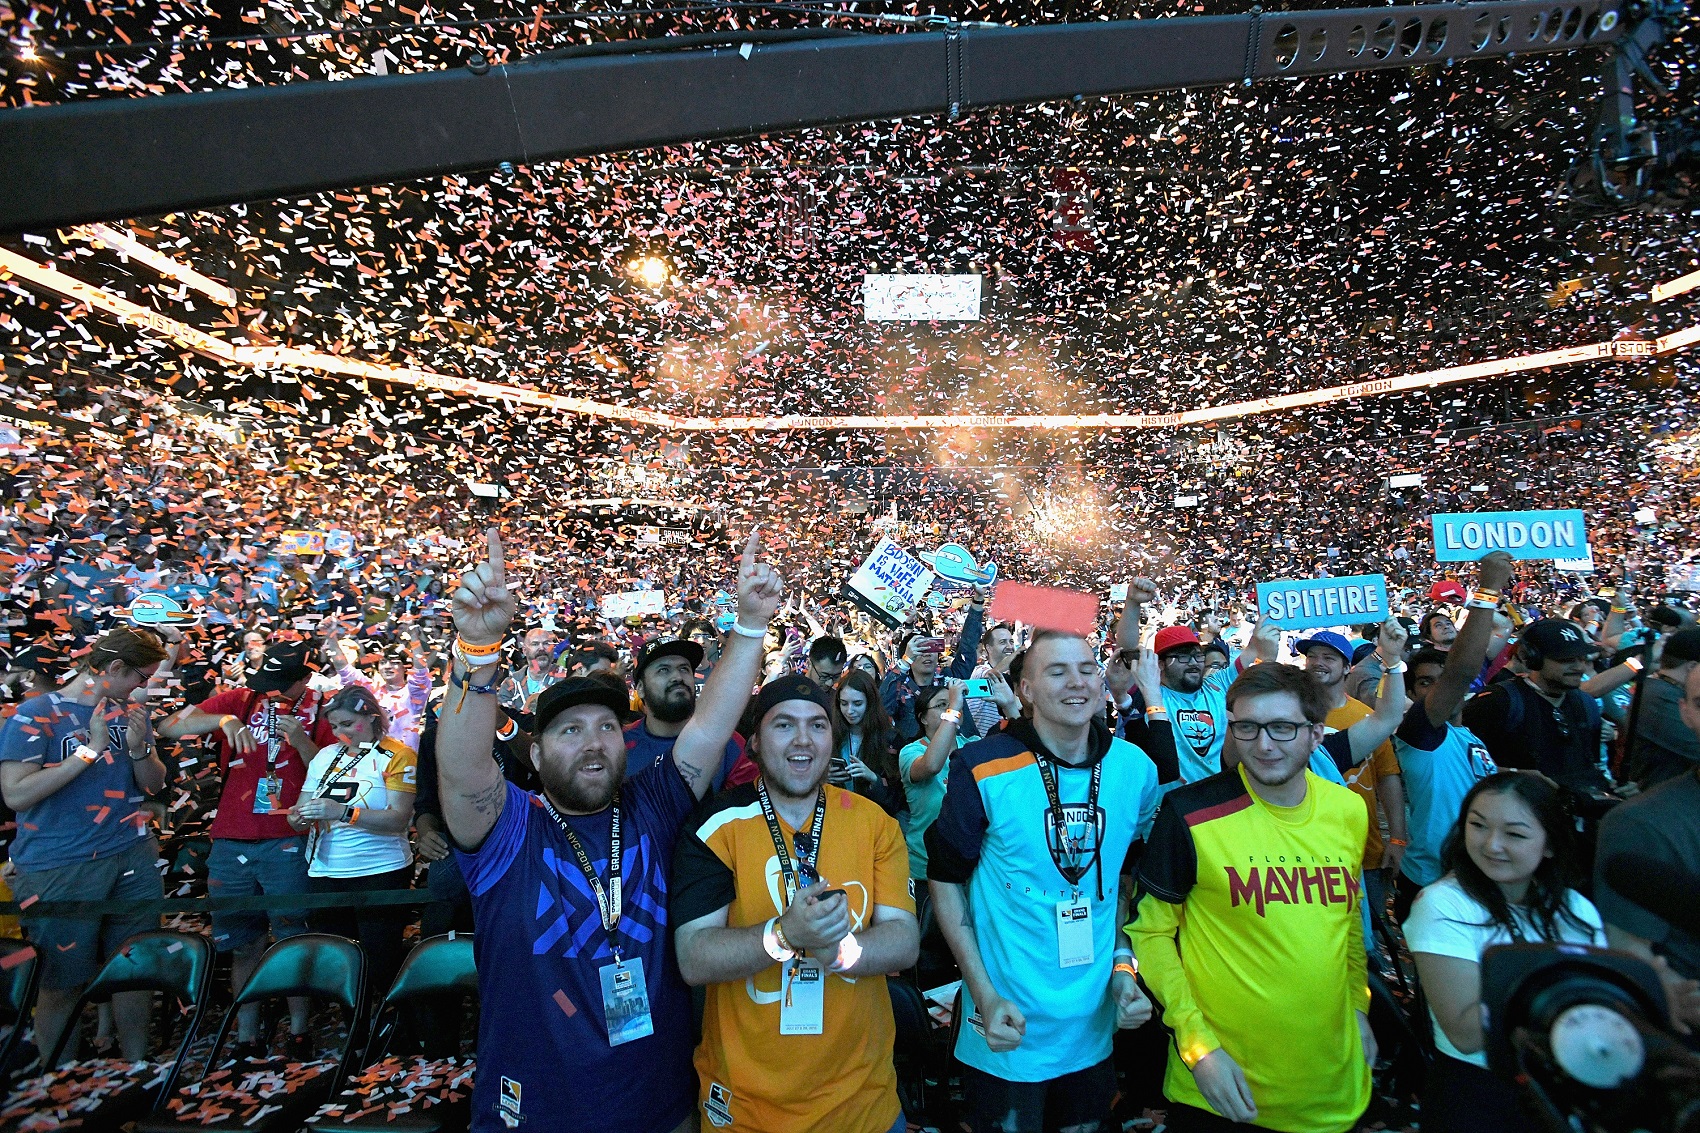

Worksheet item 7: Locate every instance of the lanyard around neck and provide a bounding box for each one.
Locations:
[542,792,625,958]
[1034,755,1103,890]
[756,778,827,906]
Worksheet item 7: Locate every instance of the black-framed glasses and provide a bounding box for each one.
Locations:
[1228,719,1306,741]
[1550,708,1573,741]
[1164,650,1206,664]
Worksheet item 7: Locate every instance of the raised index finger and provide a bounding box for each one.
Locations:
[486,527,506,584]
[741,527,761,572]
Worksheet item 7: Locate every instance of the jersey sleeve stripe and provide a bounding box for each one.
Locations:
[692,798,765,843]
[1184,794,1254,828]
[969,751,1037,783]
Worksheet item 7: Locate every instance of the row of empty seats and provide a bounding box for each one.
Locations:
[0,932,478,1133]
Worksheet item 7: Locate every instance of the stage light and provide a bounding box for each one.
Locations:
[629,255,669,289]
[17,42,38,62]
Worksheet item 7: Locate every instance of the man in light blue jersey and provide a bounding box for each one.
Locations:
[1390,550,1515,923]
[1111,579,1279,783]
[928,630,1164,1133]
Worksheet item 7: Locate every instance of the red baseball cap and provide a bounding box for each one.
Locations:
[1428,580,1468,604]
[1152,626,1203,655]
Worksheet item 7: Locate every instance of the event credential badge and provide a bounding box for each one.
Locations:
[252,775,282,814]
[599,958,654,1046]
[778,958,825,1034]
[1056,897,1094,968]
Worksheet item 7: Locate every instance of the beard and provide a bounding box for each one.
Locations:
[648,682,696,724]
[1171,670,1204,694]
[541,759,620,813]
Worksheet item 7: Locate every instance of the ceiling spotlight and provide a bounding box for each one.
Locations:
[18,42,39,62]
[628,255,669,289]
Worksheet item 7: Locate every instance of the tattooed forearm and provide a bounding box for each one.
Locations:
[463,780,506,816]
[677,758,706,786]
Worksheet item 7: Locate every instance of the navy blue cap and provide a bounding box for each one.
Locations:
[1295,630,1354,665]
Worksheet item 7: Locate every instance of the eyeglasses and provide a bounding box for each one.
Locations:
[1228,719,1307,741]
[1550,708,1573,741]
[1164,651,1206,664]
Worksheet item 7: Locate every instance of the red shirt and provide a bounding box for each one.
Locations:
[199,687,336,841]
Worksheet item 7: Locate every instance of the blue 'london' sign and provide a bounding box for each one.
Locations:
[1430,509,1590,562]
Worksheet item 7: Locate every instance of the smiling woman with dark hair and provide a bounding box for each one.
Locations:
[1405,771,1605,1133]
[829,668,902,816]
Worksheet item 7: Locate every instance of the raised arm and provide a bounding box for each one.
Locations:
[406,631,433,716]
[1599,571,1635,652]
[1343,619,1412,763]
[1114,578,1159,654]
[436,528,514,850]
[1422,550,1514,729]
[673,530,782,800]
[946,592,987,680]
[906,683,963,784]
[1240,612,1281,667]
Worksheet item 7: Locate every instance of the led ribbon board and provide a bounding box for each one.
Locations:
[4,247,1696,432]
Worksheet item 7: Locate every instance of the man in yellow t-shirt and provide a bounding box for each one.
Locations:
[1127,663,1373,1133]
[1302,631,1409,923]
[672,676,918,1133]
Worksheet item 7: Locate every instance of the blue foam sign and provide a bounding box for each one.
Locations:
[1431,510,1589,562]
[1256,574,1388,632]
[918,543,998,589]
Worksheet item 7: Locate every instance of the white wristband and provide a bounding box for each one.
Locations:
[831,931,863,973]
[73,745,101,765]
[730,621,767,639]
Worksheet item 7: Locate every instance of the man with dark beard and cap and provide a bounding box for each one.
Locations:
[673,674,919,1133]
[627,636,750,792]
[1113,579,1277,784]
[436,527,782,1133]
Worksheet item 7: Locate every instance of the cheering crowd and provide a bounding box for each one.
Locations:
[1,367,1699,1132]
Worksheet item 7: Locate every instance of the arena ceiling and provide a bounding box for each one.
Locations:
[1,0,1697,433]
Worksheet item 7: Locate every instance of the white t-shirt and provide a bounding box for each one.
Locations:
[1405,874,1605,1067]
[300,739,418,879]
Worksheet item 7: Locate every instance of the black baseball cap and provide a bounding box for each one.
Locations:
[1521,618,1602,662]
[248,642,316,693]
[1648,605,1690,631]
[533,676,633,737]
[751,673,831,728]
[1662,627,1700,667]
[634,638,704,678]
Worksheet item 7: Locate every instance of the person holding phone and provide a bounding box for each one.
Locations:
[881,589,988,746]
[899,683,971,900]
[968,621,1021,734]
[673,675,919,1133]
[829,669,902,815]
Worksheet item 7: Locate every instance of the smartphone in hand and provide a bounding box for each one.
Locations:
[962,678,992,698]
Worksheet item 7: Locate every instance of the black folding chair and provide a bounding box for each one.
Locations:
[888,977,931,1127]
[138,933,366,1133]
[0,931,212,1133]
[0,939,40,1082]
[1366,968,1435,1111]
[307,934,477,1133]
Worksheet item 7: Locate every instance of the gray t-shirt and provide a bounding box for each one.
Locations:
[1593,770,1700,979]
[1625,675,1700,788]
